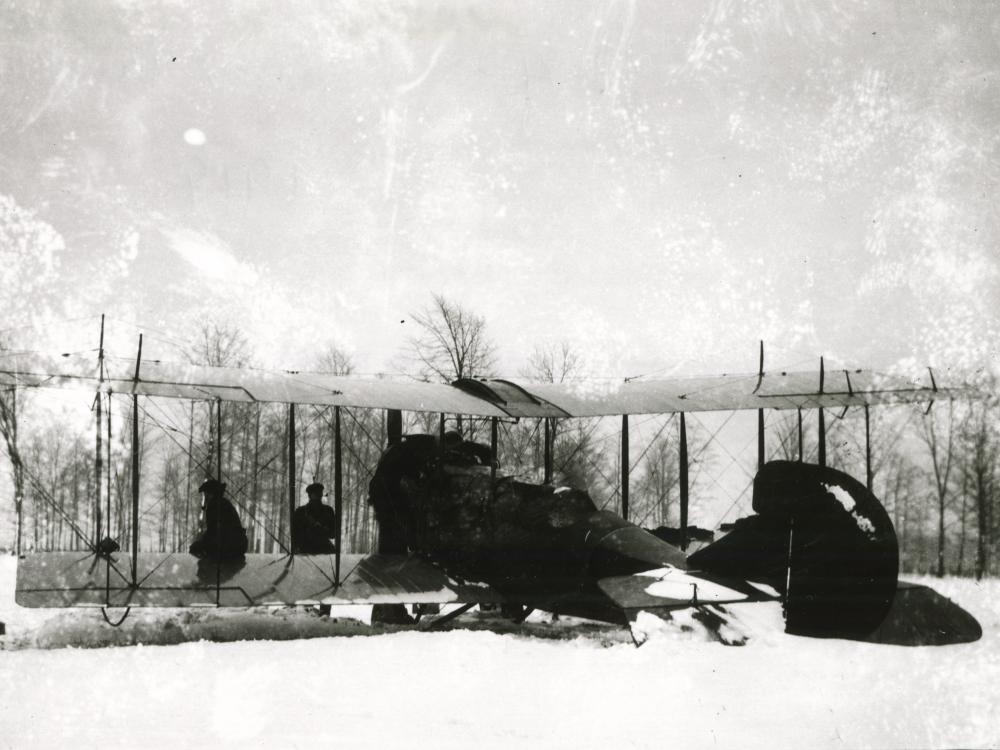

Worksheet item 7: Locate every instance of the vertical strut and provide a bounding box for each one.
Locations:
[620,414,629,521]
[679,412,689,550]
[818,409,826,467]
[13,385,21,557]
[106,389,112,544]
[490,417,498,503]
[334,406,343,584]
[387,409,402,446]
[14,378,21,555]
[105,390,112,602]
[753,340,765,393]
[757,408,765,472]
[817,356,826,467]
[797,408,803,463]
[131,334,142,586]
[543,418,552,484]
[215,398,222,478]
[95,391,103,546]
[756,341,765,471]
[94,315,105,549]
[864,405,872,491]
[288,403,296,550]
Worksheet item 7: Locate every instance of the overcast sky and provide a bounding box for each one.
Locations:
[2,1,998,381]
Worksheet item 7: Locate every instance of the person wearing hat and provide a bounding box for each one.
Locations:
[189,478,249,560]
[291,482,338,554]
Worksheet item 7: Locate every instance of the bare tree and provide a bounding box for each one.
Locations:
[958,392,1000,579]
[0,380,25,553]
[921,400,957,577]
[315,344,355,376]
[525,341,580,384]
[406,294,497,383]
[188,322,253,369]
[404,294,497,440]
[768,410,809,462]
[635,431,678,527]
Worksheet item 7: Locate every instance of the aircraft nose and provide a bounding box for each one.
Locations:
[579,511,688,578]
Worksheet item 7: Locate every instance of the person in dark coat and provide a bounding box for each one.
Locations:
[292,482,338,554]
[189,479,248,560]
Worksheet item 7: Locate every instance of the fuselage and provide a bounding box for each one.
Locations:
[368,435,687,613]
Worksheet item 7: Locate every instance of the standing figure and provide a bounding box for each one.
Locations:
[292,482,338,554]
[189,479,248,560]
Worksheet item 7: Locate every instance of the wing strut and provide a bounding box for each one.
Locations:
[757,341,766,471]
[817,357,826,467]
[679,412,689,550]
[288,403,296,550]
[94,315,104,549]
[214,398,222,478]
[864,405,872,491]
[757,408,765,472]
[543,418,553,484]
[753,340,764,393]
[130,335,142,587]
[387,409,402,446]
[797,408,803,462]
[334,406,343,585]
[490,417,498,505]
[621,414,629,521]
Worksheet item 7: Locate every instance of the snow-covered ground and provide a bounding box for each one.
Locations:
[1,555,998,750]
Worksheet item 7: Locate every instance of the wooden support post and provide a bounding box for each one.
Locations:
[387,409,402,446]
[864,405,872,491]
[288,403,296,550]
[679,412,689,550]
[621,414,629,521]
[543,418,552,484]
[334,406,343,584]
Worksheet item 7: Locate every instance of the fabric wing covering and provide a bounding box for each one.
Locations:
[0,351,963,417]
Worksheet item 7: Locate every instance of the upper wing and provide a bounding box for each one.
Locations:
[523,369,958,416]
[0,350,961,416]
[0,351,508,416]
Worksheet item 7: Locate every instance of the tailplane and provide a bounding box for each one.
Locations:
[689,461,980,645]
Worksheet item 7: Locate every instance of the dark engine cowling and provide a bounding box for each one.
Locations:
[689,461,899,639]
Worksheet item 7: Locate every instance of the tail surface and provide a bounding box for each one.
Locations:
[689,461,980,644]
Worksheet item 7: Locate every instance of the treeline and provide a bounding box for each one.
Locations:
[3,298,999,579]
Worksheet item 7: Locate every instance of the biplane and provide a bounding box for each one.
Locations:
[0,332,983,646]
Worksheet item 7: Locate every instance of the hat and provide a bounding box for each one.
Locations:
[306,482,324,495]
[199,478,226,495]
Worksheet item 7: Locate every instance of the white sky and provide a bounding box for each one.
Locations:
[1,1,998,380]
